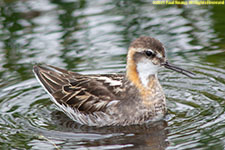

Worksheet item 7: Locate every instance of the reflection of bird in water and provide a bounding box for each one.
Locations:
[49,110,169,150]
[34,36,194,126]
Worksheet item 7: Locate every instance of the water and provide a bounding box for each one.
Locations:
[0,0,225,149]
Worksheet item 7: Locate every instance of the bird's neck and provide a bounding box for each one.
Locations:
[126,65,158,90]
[126,62,164,107]
[126,55,160,96]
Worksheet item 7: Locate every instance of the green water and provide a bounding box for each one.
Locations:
[0,0,225,149]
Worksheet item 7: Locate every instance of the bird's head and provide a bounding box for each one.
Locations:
[126,36,194,87]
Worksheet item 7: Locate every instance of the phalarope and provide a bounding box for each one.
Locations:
[33,36,194,126]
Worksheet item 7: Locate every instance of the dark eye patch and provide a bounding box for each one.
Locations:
[145,50,153,56]
[145,50,156,57]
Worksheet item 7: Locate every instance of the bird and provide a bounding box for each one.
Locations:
[33,36,195,127]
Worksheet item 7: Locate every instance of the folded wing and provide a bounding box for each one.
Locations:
[33,65,124,113]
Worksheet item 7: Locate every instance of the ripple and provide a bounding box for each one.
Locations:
[0,0,225,149]
[163,61,225,150]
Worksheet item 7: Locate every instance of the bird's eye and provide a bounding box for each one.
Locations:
[145,50,153,57]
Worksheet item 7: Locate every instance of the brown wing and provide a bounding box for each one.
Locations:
[33,65,124,112]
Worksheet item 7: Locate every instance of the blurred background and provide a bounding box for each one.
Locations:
[0,0,225,149]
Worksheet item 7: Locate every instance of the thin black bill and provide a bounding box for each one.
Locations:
[162,61,195,78]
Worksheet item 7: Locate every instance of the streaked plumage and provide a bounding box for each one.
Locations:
[33,36,195,126]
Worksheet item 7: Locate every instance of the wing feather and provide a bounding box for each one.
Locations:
[33,65,124,113]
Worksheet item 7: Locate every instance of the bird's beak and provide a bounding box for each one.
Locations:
[161,61,195,78]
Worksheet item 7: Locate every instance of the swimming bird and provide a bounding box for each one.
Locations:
[33,36,195,126]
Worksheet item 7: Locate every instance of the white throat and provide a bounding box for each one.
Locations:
[136,59,159,87]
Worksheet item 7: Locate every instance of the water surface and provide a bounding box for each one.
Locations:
[0,0,225,149]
